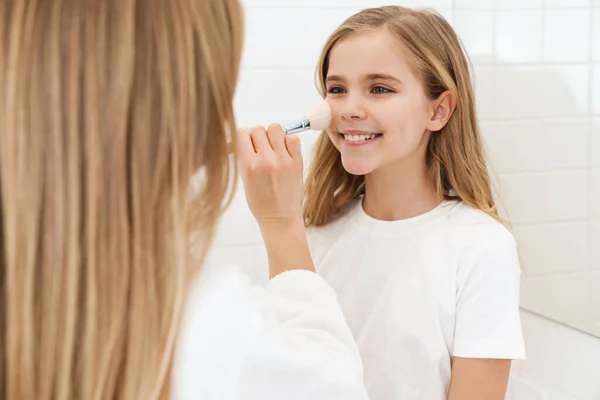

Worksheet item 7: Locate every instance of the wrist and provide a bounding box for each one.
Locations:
[257,215,314,278]
[257,215,305,237]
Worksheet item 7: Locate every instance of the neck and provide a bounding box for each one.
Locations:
[362,158,442,221]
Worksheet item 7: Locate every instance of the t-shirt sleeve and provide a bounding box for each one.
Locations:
[236,269,371,400]
[453,232,526,359]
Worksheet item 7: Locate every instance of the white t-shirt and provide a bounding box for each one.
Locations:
[172,264,370,400]
[307,198,526,400]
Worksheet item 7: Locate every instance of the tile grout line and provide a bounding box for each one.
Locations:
[587,1,595,324]
[498,166,600,175]
[243,4,600,11]
[539,1,547,177]
[512,217,600,226]
[240,62,600,70]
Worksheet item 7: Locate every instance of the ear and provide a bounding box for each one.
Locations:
[426,90,456,132]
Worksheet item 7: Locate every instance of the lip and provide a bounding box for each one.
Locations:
[340,129,377,135]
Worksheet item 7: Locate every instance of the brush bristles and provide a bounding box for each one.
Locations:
[308,101,331,131]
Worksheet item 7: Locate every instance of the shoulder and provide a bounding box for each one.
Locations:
[440,202,521,294]
[442,201,516,258]
[430,201,522,293]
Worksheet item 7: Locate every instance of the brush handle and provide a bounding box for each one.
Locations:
[226,121,305,154]
[281,116,310,135]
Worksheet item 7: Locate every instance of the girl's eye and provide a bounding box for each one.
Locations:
[372,86,392,94]
[327,86,345,94]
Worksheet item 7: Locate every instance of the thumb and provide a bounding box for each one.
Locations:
[284,135,302,160]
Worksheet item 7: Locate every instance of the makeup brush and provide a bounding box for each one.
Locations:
[228,101,331,153]
[281,101,331,135]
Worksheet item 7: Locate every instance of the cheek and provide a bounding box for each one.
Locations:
[325,97,342,123]
[326,128,343,150]
[378,97,430,136]
[371,99,407,132]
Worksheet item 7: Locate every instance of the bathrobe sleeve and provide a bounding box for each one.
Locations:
[174,265,370,400]
[236,269,370,400]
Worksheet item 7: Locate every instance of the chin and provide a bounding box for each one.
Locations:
[341,158,376,176]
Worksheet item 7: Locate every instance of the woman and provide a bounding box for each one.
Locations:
[0,0,368,399]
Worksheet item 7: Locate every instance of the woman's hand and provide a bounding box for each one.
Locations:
[237,124,314,278]
[237,124,304,227]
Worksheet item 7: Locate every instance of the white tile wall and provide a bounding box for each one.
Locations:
[591,272,600,321]
[545,0,590,7]
[592,169,600,218]
[544,170,588,220]
[543,11,590,62]
[541,65,589,118]
[498,174,546,223]
[213,0,600,398]
[455,0,493,7]
[513,222,589,275]
[593,64,600,114]
[482,121,543,173]
[472,66,496,118]
[541,120,589,169]
[495,11,542,63]
[496,67,544,118]
[521,272,590,326]
[511,310,600,400]
[592,119,600,166]
[241,8,356,69]
[594,12,600,61]
[591,220,600,270]
[496,0,542,9]
[454,10,494,61]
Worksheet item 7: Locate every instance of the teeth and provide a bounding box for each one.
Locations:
[343,134,376,141]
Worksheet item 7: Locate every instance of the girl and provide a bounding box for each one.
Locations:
[0,0,368,399]
[304,6,525,400]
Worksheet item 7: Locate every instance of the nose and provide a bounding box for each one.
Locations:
[339,93,367,121]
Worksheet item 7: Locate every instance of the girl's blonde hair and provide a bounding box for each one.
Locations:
[0,0,243,398]
[304,6,497,226]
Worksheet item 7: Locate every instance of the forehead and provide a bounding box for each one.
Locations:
[327,29,412,79]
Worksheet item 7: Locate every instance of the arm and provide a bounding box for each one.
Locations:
[246,202,368,398]
[237,124,312,279]
[448,358,511,399]
[236,125,369,399]
[259,216,314,278]
[451,231,526,398]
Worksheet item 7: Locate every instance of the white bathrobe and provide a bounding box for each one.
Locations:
[172,264,370,400]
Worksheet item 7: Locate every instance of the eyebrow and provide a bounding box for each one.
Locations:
[325,73,402,85]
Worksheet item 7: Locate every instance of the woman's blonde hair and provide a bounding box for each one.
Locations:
[304,6,497,226]
[0,0,243,398]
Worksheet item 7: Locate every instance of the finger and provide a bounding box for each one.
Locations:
[284,135,302,160]
[266,123,287,156]
[236,128,256,159]
[250,125,271,155]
